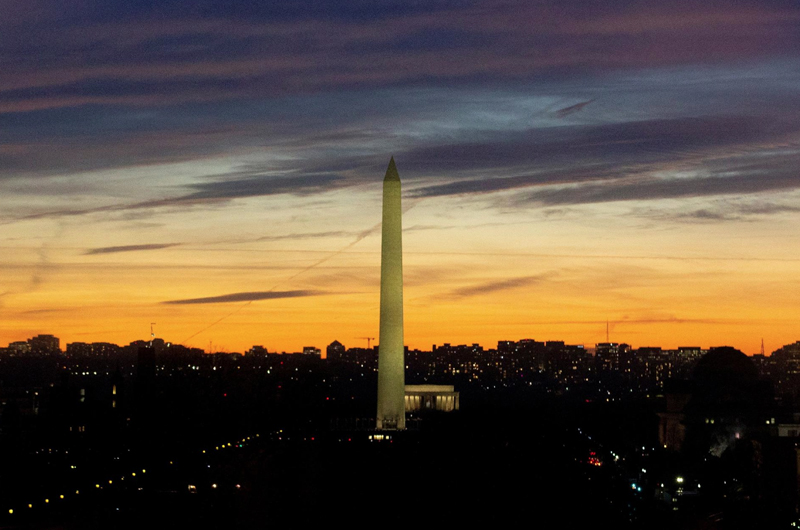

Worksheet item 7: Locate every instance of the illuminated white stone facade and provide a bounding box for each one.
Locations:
[376,158,406,430]
[405,385,460,412]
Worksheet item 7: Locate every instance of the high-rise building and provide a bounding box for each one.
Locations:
[376,157,405,430]
[247,345,268,356]
[326,340,345,361]
[302,346,321,357]
[596,342,624,371]
[8,341,31,355]
[28,334,60,355]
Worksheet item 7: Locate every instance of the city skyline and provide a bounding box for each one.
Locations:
[6,331,799,360]
[2,1,800,354]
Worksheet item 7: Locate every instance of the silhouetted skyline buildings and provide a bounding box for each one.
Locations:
[4,330,800,528]
[5,333,798,358]
[3,333,800,397]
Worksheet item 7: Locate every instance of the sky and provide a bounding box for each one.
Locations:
[1,0,799,354]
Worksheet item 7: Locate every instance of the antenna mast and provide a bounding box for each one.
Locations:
[150,323,156,346]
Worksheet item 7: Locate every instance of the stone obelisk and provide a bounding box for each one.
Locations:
[376,157,405,430]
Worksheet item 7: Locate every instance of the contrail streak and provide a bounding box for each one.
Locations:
[180,301,254,344]
[179,199,422,347]
[282,221,382,283]
[179,227,380,346]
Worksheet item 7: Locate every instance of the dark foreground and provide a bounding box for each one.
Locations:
[1,396,795,529]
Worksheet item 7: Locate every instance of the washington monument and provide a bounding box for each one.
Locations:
[376,157,405,430]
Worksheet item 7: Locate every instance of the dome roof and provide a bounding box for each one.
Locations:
[693,346,757,387]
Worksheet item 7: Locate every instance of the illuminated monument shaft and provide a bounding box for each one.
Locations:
[376,157,405,430]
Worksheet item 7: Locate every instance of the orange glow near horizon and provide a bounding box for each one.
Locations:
[2,179,798,356]
[2,0,800,360]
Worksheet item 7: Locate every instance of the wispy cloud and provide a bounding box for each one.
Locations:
[640,197,800,223]
[84,243,180,255]
[518,167,800,206]
[20,308,74,315]
[183,173,344,200]
[406,115,800,198]
[2,1,798,114]
[1,172,349,224]
[162,290,321,305]
[532,317,744,326]
[446,275,552,299]
[256,230,354,241]
[555,99,593,118]
[0,226,63,304]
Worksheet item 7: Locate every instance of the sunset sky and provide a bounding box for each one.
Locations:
[2,0,799,354]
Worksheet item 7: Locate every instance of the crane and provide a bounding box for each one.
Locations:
[357,337,376,349]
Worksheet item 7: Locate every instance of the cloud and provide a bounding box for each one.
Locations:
[20,308,73,315]
[672,209,734,222]
[518,167,800,207]
[405,224,465,232]
[3,66,799,199]
[531,317,741,326]
[408,169,618,198]
[446,275,551,299]
[84,243,180,255]
[182,173,344,200]
[1,172,348,224]
[0,227,64,305]
[555,99,593,118]
[256,230,354,241]
[642,198,800,223]
[162,290,320,304]
[405,114,800,197]
[395,116,800,211]
[2,0,798,114]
